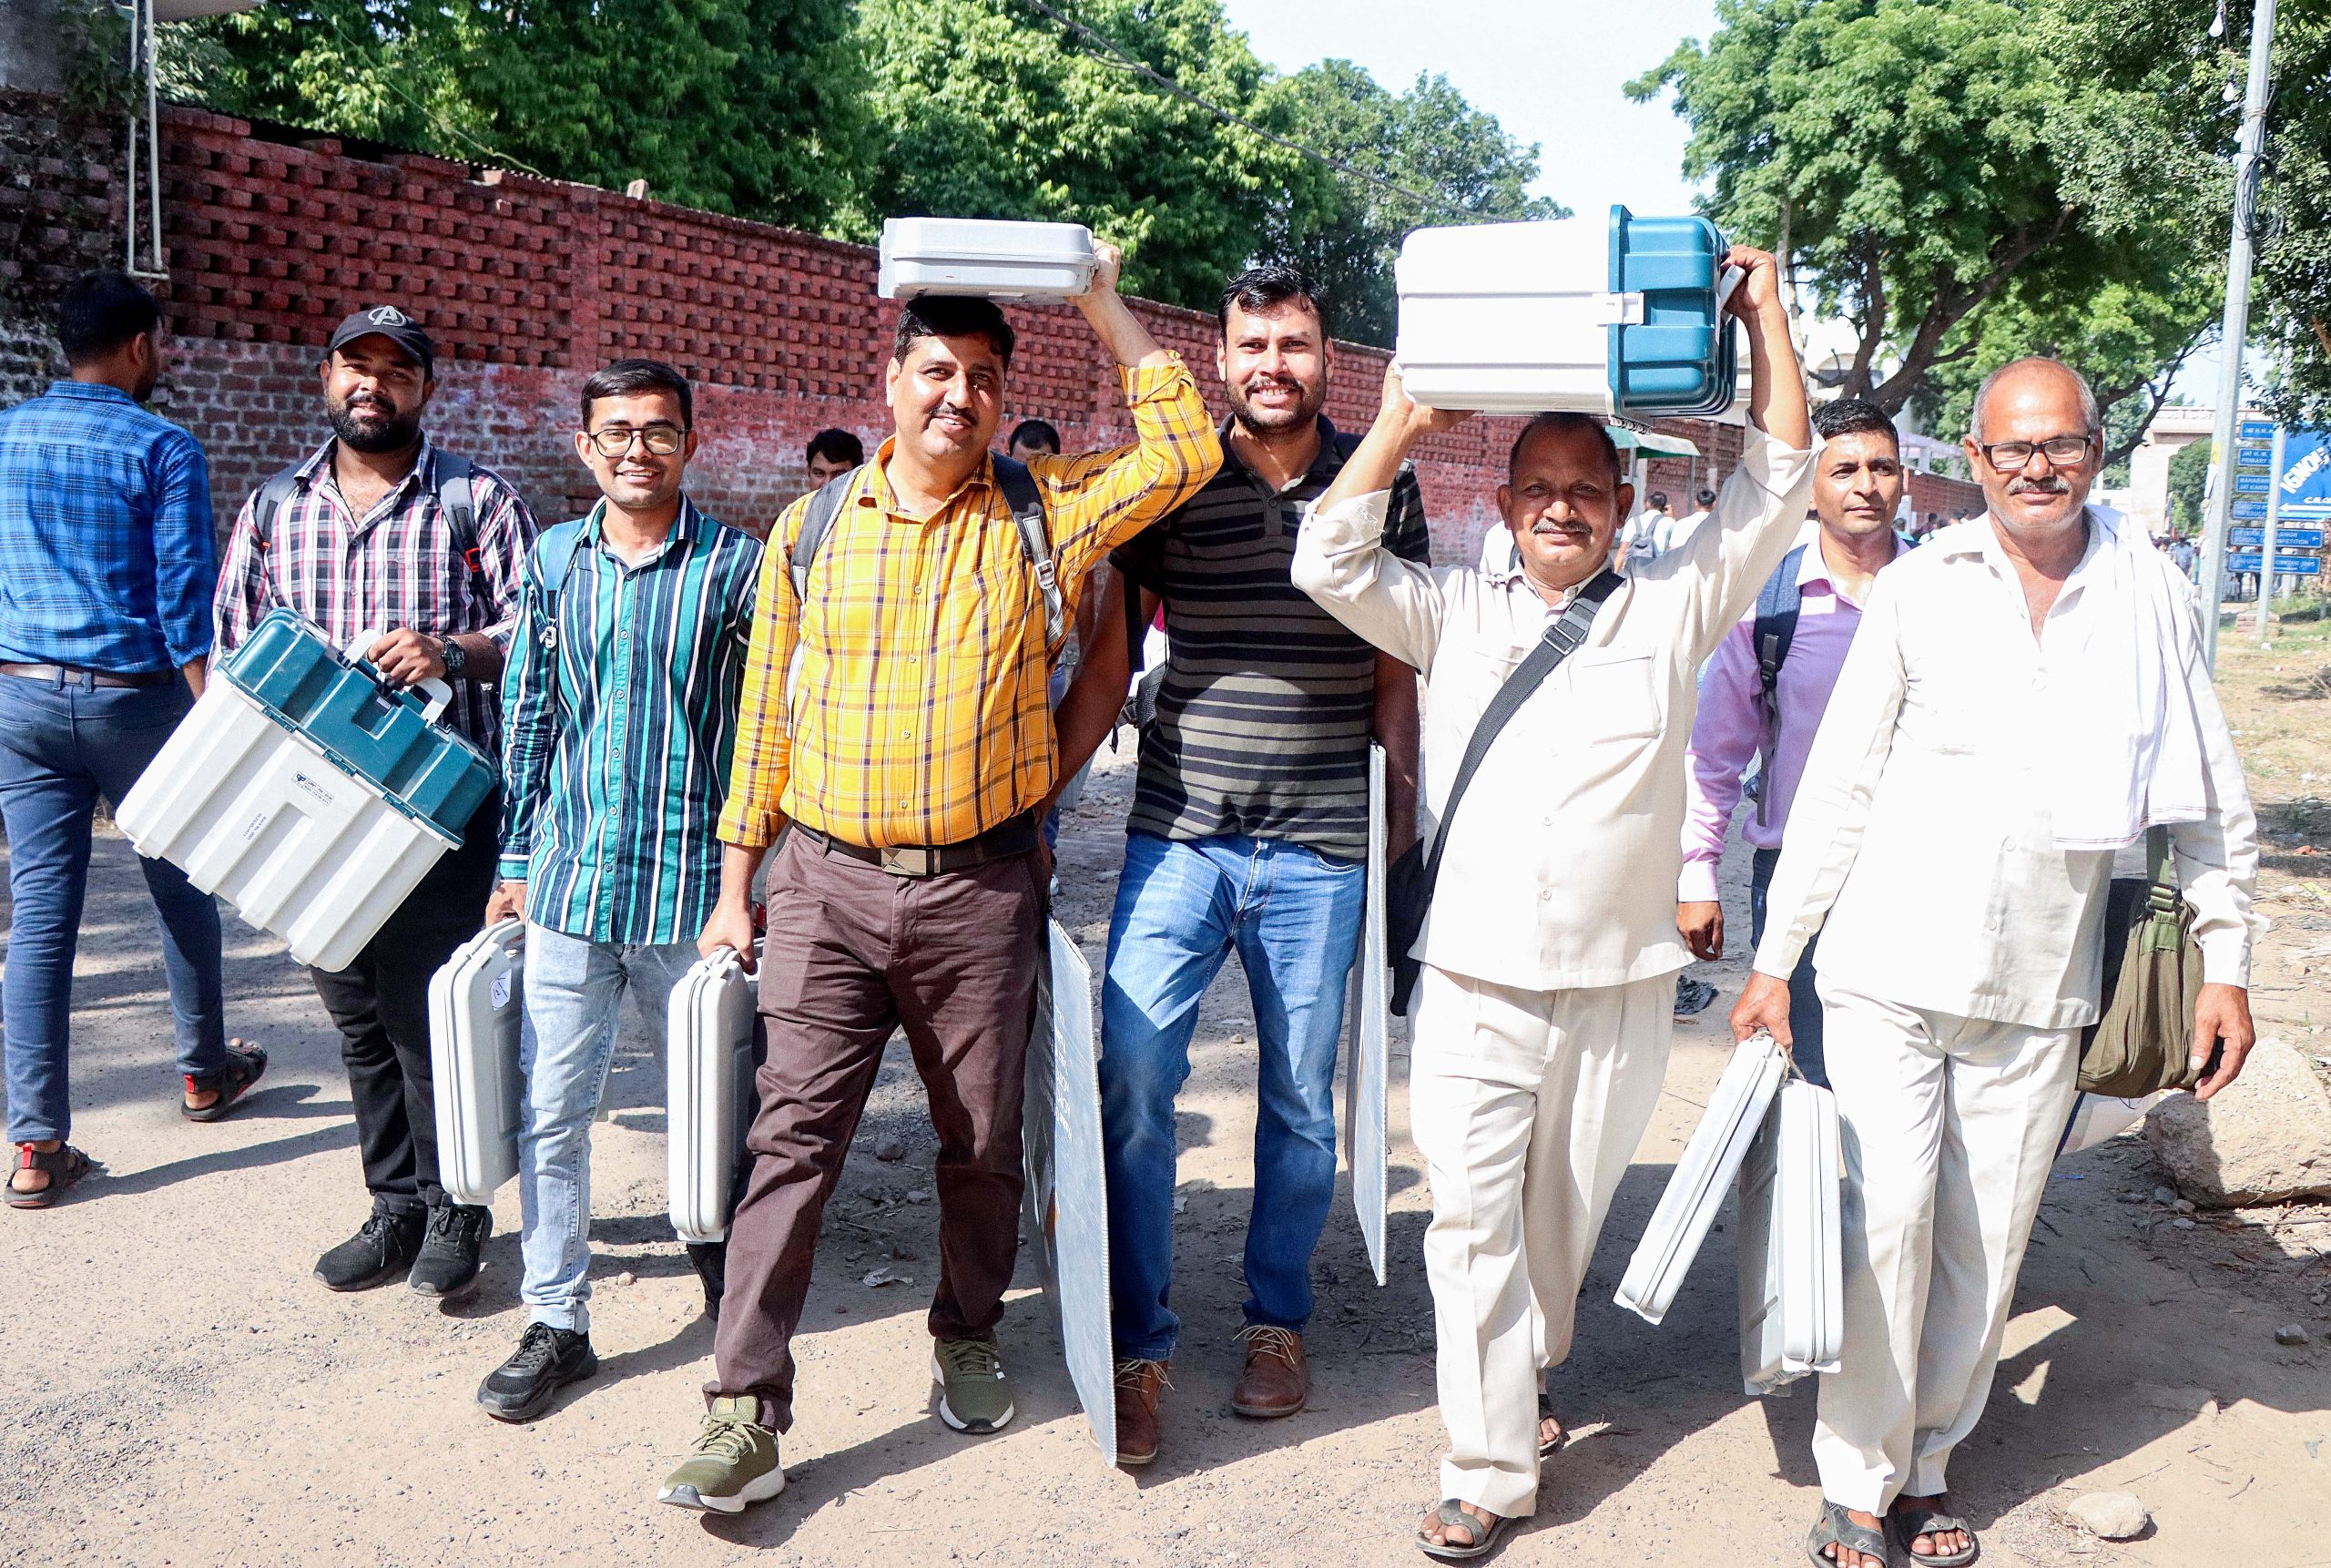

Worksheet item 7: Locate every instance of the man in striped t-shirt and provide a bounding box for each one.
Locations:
[1051,264,1429,1465]
[476,360,762,1423]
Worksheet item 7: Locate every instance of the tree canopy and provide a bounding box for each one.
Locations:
[1628,0,2215,428]
[168,0,1558,332]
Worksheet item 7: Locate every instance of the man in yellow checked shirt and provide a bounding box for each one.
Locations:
[657,242,1220,1514]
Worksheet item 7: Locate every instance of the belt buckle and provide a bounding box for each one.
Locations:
[879,845,935,878]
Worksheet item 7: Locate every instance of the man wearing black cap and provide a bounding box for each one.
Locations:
[216,305,537,1298]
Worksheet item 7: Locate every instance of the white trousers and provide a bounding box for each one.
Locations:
[1813,982,2080,1511]
[1410,964,1674,1515]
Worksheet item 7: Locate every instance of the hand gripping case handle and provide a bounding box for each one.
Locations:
[341,627,455,725]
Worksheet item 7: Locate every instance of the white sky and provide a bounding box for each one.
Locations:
[1218,0,1718,224]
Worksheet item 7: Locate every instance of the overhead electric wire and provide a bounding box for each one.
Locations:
[1006,0,1479,222]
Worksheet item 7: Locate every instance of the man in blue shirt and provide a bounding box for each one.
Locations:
[0,273,265,1207]
[474,360,762,1420]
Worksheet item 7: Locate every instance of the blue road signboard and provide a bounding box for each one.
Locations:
[2233,500,2268,520]
[2226,552,2324,575]
[2231,527,2326,549]
[2236,473,2272,494]
[2242,420,2275,439]
[2276,430,2331,521]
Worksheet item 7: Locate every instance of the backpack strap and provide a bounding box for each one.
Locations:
[1748,543,1807,827]
[524,516,591,650]
[789,467,861,606]
[991,454,1064,656]
[250,464,304,550]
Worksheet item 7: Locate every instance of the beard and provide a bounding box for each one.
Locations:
[1227,372,1326,438]
[328,392,422,455]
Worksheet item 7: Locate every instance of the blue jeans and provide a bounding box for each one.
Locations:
[0,672,225,1145]
[515,922,697,1331]
[1099,831,1365,1359]
[1749,846,1827,1088]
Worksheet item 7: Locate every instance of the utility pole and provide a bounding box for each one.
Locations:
[2258,423,2285,642]
[2201,0,2278,672]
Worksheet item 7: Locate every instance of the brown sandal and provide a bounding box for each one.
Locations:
[7,1143,93,1209]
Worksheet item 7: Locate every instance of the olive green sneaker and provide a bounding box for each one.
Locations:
[656,1397,785,1513]
[931,1338,1015,1433]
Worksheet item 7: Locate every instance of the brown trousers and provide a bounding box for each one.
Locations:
[707,830,1043,1430]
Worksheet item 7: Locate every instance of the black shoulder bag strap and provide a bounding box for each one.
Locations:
[1388,568,1624,1015]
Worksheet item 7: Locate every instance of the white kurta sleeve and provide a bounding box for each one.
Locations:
[2169,627,2264,987]
[1654,427,1819,665]
[1293,487,1451,673]
[1751,571,1909,978]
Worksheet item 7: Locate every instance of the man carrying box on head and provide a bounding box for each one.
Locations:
[1293,247,1814,1559]
[654,241,1220,1514]
[1733,358,2259,1568]
[1676,395,1916,1088]
[473,359,763,1423]
[216,304,537,1300]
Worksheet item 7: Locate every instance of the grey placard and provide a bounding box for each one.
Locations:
[1342,742,1390,1286]
[1020,919,1115,1463]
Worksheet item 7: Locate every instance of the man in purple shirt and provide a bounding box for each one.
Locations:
[1676,397,1909,1085]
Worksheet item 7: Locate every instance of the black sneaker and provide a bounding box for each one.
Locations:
[686,1239,728,1326]
[408,1203,493,1298]
[315,1209,426,1291]
[476,1322,598,1423]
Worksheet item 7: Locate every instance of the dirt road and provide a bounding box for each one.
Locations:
[5,664,2330,1566]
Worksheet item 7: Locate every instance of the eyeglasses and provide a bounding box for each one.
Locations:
[1976,433,2093,471]
[585,424,686,457]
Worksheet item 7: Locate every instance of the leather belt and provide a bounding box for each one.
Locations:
[0,662,172,689]
[799,810,1040,879]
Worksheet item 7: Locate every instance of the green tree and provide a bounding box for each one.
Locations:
[2167,434,2212,532]
[174,0,868,230]
[1630,0,2214,417]
[841,0,1328,311]
[1267,61,1565,347]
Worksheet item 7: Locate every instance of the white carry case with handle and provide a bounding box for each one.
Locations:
[878,217,1098,302]
[428,918,527,1207]
[1736,1076,1844,1393]
[1615,1030,1788,1324]
[114,612,497,972]
[667,945,758,1244]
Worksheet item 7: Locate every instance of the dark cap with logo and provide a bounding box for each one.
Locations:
[325,305,434,373]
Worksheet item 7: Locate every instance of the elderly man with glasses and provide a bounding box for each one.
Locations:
[474,358,764,1422]
[1735,357,2260,1568]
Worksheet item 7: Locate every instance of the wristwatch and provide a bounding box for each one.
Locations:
[439,636,468,678]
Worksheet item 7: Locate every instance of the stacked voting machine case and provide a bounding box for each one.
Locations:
[1615,1031,1787,1324]
[1736,1078,1844,1393]
[114,610,496,972]
[1394,205,1741,418]
[878,218,1098,302]
[429,919,526,1207]
[667,946,758,1244]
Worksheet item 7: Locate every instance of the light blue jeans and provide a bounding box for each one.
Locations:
[1099,831,1366,1359]
[516,922,696,1332]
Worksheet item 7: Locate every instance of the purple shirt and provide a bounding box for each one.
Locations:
[1679,532,1895,902]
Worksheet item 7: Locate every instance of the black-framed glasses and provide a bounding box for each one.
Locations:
[1976,433,2093,471]
[586,424,687,456]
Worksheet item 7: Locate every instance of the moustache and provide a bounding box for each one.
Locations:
[2008,478,2069,495]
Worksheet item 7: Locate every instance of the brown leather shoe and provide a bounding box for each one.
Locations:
[1230,1326,1308,1419]
[1113,1359,1169,1466]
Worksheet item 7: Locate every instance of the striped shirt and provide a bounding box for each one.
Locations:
[1113,416,1430,860]
[0,382,216,673]
[497,497,762,944]
[214,435,536,748]
[720,358,1219,850]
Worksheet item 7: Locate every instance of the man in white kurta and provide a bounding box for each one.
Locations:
[1294,249,1816,1556]
[1736,358,2259,1568]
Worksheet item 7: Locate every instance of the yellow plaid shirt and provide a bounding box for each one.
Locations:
[719,358,1220,850]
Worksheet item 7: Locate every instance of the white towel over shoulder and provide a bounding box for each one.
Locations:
[2049,509,2212,850]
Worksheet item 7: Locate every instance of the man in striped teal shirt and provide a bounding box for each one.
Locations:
[476,360,763,1423]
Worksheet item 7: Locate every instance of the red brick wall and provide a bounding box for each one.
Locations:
[1907,469,1987,524]
[148,105,1747,558]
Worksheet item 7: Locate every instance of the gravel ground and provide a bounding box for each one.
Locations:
[2,739,2327,1567]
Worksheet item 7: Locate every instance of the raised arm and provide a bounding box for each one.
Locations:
[1291,365,1468,673]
